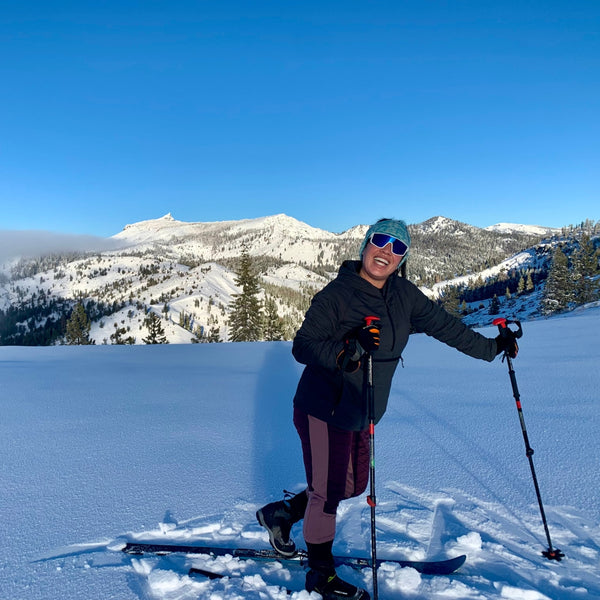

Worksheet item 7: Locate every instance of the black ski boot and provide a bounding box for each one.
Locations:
[256,490,308,557]
[306,570,370,600]
[306,541,369,600]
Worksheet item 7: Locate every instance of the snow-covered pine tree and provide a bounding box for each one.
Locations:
[228,247,263,342]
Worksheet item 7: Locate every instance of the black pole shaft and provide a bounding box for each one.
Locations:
[504,353,558,557]
[366,352,378,600]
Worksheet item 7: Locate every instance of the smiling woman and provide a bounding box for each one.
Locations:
[254,216,517,600]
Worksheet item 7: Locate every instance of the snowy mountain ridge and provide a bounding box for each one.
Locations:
[0,213,593,345]
[485,222,562,236]
[111,212,365,269]
[115,213,555,246]
[115,212,355,243]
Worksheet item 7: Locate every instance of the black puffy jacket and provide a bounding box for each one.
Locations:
[292,260,497,430]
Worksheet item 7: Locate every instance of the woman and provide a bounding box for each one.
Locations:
[257,218,518,600]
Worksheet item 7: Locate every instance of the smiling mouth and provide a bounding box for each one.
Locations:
[373,257,390,266]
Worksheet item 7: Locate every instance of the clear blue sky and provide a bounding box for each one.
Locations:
[1,0,598,237]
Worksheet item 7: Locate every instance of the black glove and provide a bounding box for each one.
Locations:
[495,331,519,358]
[336,337,362,372]
[336,321,381,372]
[356,321,381,353]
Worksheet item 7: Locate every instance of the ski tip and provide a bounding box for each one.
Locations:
[452,553,467,567]
[412,553,467,575]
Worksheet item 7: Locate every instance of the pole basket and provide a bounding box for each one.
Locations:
[542,548,565,561]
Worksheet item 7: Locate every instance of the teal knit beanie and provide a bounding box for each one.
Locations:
[359,218,411,265]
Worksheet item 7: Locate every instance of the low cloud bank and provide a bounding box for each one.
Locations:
[0,230,124,263]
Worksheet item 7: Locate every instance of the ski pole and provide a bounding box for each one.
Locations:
[493,318,564,562]
[364,315,381,600]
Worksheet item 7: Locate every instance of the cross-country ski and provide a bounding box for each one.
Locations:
[122,541,467,575]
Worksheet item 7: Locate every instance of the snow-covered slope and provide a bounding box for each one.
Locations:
[486,223,560,236]
[1,309,599,599]
[113,213,357,266]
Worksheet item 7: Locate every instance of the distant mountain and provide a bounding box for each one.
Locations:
[485,222,560,236]
[0,213,594,346]
[408,216,547,285]
[112,213,364,272]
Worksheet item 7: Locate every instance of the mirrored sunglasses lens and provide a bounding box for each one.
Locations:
[370,233,390,248]
[392,239,408,255]
[370,233,407,256]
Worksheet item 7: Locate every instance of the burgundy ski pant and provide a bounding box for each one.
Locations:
[293,407,370,544]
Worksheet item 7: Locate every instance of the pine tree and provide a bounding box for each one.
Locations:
[206,326,222,343]
[526,271,534,292]
[178,311,193,331]
[541,247,572,315]
[228,248,263,341]
[191,324,205,343]
[488,294,500,315]
[263,296,285,341]
[191,324,222,343]
[439,285,461,317]
[65,303,94,345]
[142,312,169,344]
[110,323,136,344]
[572,234,599,305]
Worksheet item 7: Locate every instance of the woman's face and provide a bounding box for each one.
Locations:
[359,238,404,288]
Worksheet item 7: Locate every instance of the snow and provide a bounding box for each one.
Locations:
[1,308,599,599]
[113,213,341,248]
[428,248,539,299]
[485,223,560,237]
[262,264,329,293]
[106,213,360,279]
